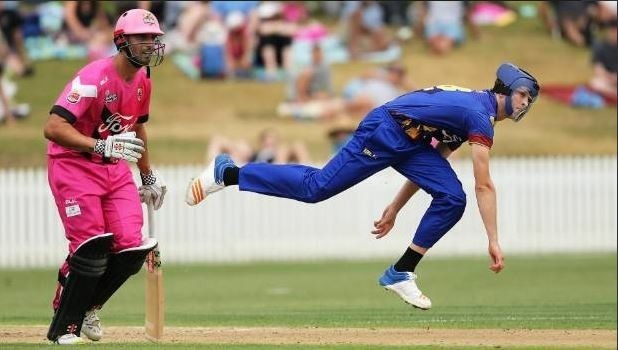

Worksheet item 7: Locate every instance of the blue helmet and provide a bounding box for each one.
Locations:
[491,63,540,122]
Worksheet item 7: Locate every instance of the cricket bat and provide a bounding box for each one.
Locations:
[145,203,164,341]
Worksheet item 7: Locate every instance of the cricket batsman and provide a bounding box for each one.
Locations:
[43,9,166,344]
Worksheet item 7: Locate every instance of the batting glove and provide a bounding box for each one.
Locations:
[139,170,167,210]
[93,132,145,163]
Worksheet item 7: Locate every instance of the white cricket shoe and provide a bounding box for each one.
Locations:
[185,153,236,206]
[55,333,86,345]
[81,309,102,341]
[378,265,432,310]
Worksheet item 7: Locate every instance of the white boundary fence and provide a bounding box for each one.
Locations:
[0,156,616,268]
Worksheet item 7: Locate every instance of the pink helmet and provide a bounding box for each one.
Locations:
[114,9,164,38]
[113,9,165,67]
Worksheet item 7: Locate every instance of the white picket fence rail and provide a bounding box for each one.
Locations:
[0,156,616,268]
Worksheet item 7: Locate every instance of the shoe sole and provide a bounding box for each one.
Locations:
[187,178,204,205]
[382,286,431,310]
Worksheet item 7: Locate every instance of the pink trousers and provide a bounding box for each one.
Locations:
[48,156,144,309]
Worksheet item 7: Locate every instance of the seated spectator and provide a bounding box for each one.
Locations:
[342,61,412,116]
[278,61,412,120]
[206,128,311,165]
[538,1,598,47]
[163,1,214,54]
[250,128,311,164]
[254,1,297,81]
[0,1,34,76]
[224,11,254,79]
[277,43,341,120]
[340,1,391,60]
[415,1,479,55]
[0,33,29,126]
[206,134,255,165]
[62,0,114,61]
[288,43,333,103]
[588,18,617,103]
[210,0,259,19]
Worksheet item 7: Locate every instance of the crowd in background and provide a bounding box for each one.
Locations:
[0,1,616,163]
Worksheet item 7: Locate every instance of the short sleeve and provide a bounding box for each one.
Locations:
[50,75,98,124]
[467,111,494,149]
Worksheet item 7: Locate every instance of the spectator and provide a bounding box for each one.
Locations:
[206,134,255,165]
[254,1,297,81]
[342,62,413,116]
[415,1,480,55]
[0,32,29,126]
[206,128,311,165]
[224,11,254,79]
[0,1,34,76]
[539,1,598,47]
[162,1,213,54]
[278,61,412,120]
[588,18,618,103]
[63,1,114,60]
[288,43,333,103]
[340,1,391,59]
[210,1,259,19]
[251,128,311,164]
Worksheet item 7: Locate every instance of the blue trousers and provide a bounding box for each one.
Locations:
[239,107,466,248]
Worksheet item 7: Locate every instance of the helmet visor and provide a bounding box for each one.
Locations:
[124,36,165,67]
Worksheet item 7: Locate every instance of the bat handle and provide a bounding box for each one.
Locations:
[147,203,155,239]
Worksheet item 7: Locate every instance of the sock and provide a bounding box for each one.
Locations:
[393,247,424,273]
[223,167,239,186]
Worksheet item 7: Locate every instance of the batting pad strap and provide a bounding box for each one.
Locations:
[88,238,158,309]
[47,233,113,341]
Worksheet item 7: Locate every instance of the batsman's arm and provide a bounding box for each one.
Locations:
[134,123,152,175]
[470,143,504,273]
[44,114,96,152]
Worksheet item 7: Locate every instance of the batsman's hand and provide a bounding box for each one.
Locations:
[488,241,505,273]
[371,204,398,239]
[94,132,145,163]
[139,170,167,210]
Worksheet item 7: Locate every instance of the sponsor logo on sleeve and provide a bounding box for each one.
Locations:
[66,76,97,104]
[137,87,143,101]
[67,91,81,104]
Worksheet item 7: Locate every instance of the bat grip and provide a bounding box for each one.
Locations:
[147,203,155,239]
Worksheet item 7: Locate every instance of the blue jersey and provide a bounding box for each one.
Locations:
[384,85,498,150]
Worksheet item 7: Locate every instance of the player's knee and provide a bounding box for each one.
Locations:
[302,187,333,203]
[446,191,467,217]
[69,233,114,277]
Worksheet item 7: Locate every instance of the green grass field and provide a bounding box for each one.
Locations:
[0,10,616,168]
[1,254,615,350]
[2,255,615,329]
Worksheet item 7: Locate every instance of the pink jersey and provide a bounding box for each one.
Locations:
[48,57,152,161]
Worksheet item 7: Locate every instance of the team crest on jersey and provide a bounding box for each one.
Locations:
[137,87,143,101]
[66,91,81,104]
[104,90,118,104]
[143,12,156,25]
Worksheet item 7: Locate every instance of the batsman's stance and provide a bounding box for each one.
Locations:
[44,9,166,344]
[186,63,539,310]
